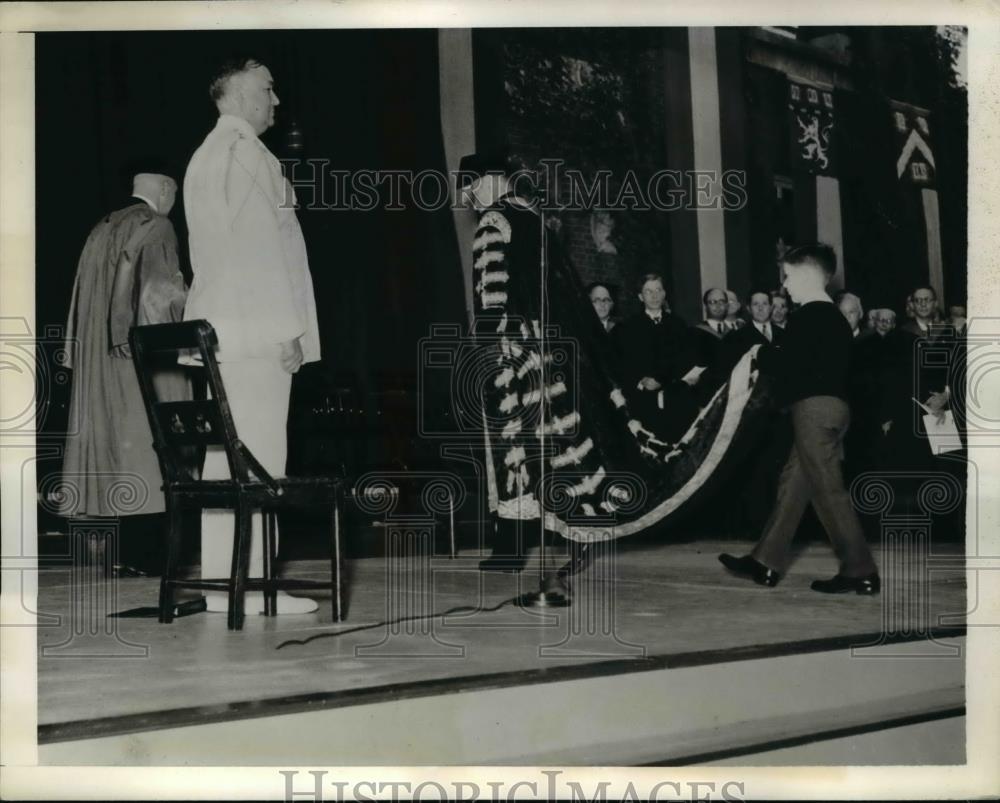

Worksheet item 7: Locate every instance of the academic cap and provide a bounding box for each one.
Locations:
[457,147,512,189]
[119,155,177,191]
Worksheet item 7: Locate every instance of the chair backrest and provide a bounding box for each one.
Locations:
[129,320,276,491]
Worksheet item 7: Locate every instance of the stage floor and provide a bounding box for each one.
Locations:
[36,536,966,742]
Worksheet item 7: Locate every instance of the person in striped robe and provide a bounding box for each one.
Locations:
[459,150,773,591]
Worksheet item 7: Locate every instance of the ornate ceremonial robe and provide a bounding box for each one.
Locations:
[59,201,188,517]
[474,196,773,542]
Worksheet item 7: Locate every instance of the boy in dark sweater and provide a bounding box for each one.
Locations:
[719,244,880,594]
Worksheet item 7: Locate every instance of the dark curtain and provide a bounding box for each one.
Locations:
[36,30,467,477]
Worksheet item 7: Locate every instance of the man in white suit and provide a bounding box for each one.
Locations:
[184,56,321,614]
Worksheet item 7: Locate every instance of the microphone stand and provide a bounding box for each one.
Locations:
[518,204,570,609]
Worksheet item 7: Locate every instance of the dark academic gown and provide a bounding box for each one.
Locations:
[845,331,893,477]
[879,321,956,470]
[689,320,726,398]
[873,321,965,530]
[59,201,189,517]
[611,310,701,444]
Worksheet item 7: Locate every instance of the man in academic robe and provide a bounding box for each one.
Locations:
[611,274,702,444]
[59,170,189,575]
[183,56,320,615]
[877,287,963,527]
[881,287,952,459]
[845,306,896,481]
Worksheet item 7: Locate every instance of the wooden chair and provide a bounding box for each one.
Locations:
[129,320,345,631]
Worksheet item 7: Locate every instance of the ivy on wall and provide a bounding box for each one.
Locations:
[498,29,672,301]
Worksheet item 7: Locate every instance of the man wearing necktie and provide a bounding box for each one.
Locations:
[587,282,617,333]
[770,290,791,330]
[690,287,731,394]
[720,289,784,373]
[717,289,790,535]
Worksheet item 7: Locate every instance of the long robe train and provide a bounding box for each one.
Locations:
[474,197,773,543]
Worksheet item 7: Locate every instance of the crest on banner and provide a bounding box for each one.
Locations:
[788,80,835,175]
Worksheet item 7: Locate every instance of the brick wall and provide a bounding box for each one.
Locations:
[495,30,674,317]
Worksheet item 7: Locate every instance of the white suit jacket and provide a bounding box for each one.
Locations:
[183,114,320,363]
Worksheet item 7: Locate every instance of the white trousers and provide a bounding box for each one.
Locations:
[201,358,291,580]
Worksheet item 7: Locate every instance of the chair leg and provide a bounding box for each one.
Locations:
[448,490,456,559]
[158,501,184,623]
[263,511,277,617]
[229,502,252,631]
[332,495,343,622]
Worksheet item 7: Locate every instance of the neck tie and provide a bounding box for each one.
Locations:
[763,323,771,341]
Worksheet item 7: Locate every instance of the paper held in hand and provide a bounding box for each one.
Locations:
[681,365,707,385]
[913,398,963,454]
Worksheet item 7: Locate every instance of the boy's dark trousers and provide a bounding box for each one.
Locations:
[752,395,878,578]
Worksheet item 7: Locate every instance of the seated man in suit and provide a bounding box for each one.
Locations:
[689,287,730,397]
[725,289,747,330]
[611,273,702,444]
[835,291,865,339]
[719,288,788,535]
[947,304,967,336]
[770,289,790,330]
[720,288,783,374]
[872,307,896,336]
[587,281,617,333]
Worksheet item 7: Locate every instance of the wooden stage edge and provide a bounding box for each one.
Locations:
[38,625,967,746]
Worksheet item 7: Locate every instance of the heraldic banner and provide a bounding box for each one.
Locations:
[788,80,836,175]
[891,101,936,186]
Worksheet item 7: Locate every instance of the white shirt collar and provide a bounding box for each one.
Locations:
[131,193,157,212]
[645,309,663,322]
[754,320,769,335]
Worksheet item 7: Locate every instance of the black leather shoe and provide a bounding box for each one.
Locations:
[718,553,780,587]
[810,573,881,595]
[479,554,527,573]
